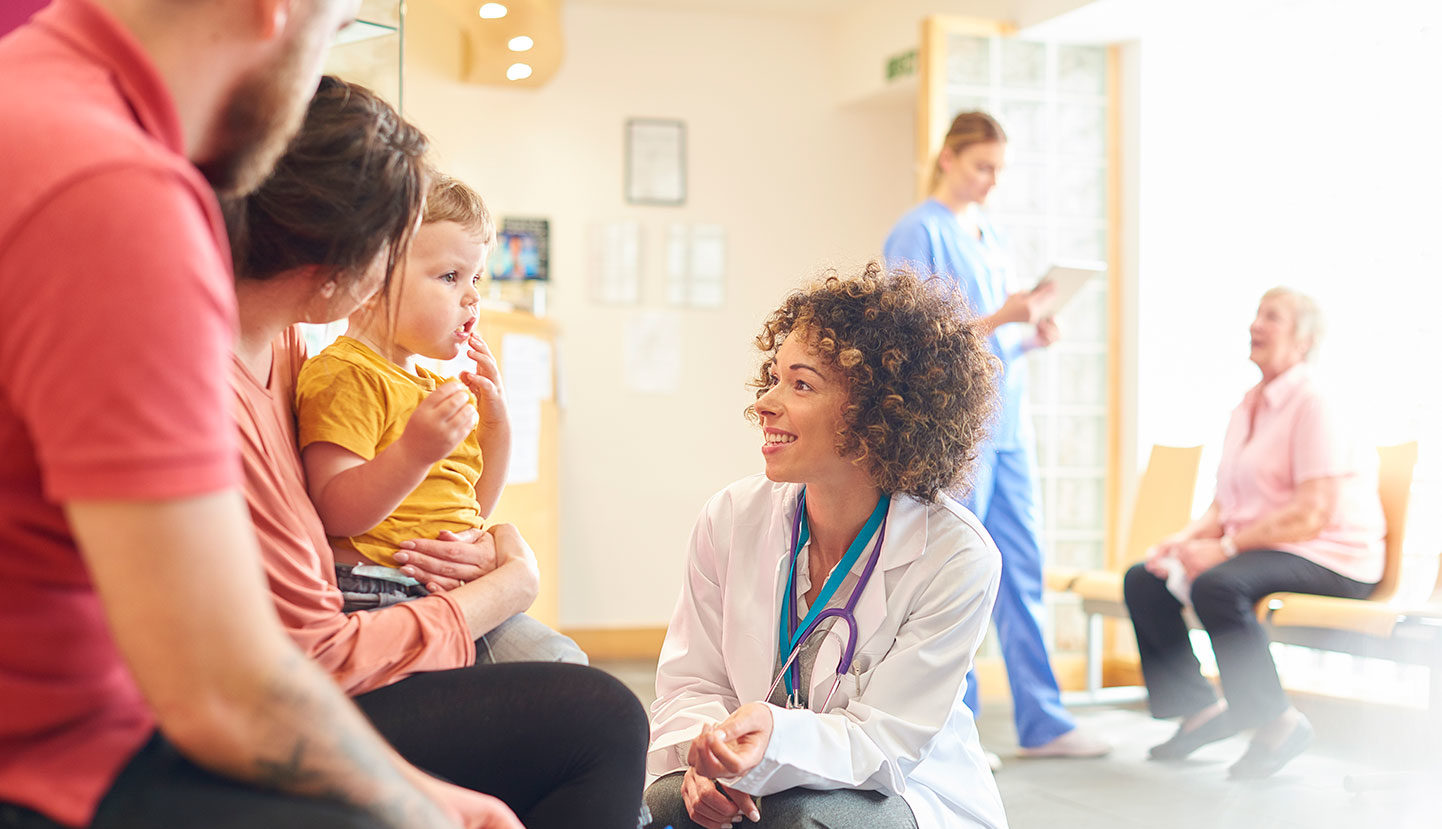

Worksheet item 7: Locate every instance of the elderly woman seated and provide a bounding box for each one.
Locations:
[1123,286,1385,779]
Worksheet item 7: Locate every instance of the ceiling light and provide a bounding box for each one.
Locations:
[508,35,534,52]
[479,3,507,19]
[506,63,533,81]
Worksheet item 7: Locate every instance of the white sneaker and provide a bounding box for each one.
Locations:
[1016,727,1111,758]
[985,750,1003,772]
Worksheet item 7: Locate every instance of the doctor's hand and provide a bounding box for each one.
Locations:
[688,704,774,780]
[393,529,497,592]
[681,767,758,828]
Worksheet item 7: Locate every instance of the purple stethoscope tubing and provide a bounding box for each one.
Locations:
[765,495,888,711]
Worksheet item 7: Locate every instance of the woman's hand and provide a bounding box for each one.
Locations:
[1143,531,1190,578]
[1023,317,1060,352]
[487,523,540,605]
[997,281,1057,326]
[681,767,759,828]
[1142,544,1171,578]
[687,704,773,780]
[1176,538,1228,581]
[393,529,497,592]
[460,334,509,431]
[1034,317,1060,347]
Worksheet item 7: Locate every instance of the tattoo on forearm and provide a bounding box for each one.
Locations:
[254,739,324,789]
[241,651,444,827]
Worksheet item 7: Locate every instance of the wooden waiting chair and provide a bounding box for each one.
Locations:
[1049,444,1204,695]
[1056,442,1422,707]
[1264,441,1419,618]
[1258,443,1439,771]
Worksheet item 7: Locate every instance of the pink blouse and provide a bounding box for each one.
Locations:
[1215,363,1385,583]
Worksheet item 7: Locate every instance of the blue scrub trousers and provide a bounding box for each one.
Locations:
[963,443,1076,748]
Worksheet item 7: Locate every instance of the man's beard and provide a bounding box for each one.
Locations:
[196,40,315,198]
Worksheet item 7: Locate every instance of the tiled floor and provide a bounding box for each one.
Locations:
[596,659,1441,829]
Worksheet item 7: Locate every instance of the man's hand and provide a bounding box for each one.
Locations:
[417,774,522,829]
[393,529,497,592]
[398,382,478,466]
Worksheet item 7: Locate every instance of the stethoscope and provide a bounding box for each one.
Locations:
[765,489,890,712]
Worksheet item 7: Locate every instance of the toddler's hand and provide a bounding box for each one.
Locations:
[461,333,508,431]
[400,381,478,465]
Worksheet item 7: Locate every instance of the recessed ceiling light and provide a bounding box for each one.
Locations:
[508,35,534,52]
[506,63,533,81]
[479,3,507,19]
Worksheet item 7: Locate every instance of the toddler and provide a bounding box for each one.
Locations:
[295,173,510,608]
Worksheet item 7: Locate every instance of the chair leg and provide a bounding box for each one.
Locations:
[1087,612,1104,694]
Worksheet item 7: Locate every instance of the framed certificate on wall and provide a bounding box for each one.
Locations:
[625,118,686,206]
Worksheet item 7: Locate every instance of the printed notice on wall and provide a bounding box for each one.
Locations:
[502,333,554,402]
[666,224,726,308]
[501,333,553,485]
[622,310,682,395]
[589,220,642,305]
[505,399,541,486]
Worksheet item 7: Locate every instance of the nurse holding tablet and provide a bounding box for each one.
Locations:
[883,111,1108,761]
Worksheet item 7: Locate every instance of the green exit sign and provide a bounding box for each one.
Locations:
[886,48,918,81]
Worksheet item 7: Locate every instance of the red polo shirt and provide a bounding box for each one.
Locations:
[0,0,241,825]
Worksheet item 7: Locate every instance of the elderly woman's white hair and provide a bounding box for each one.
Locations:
[1261,286,1323,361]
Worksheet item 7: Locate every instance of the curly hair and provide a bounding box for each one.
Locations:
[747,261,999,502]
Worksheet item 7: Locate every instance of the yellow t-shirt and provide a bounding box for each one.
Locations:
[294,336,484,567]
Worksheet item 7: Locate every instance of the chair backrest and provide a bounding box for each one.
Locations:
[1367,441,1419,602]
[1117,444,1204,568]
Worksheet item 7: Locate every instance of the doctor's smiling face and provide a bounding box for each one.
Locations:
[754,334,861,489]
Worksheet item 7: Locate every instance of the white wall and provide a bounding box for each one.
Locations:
[404,1,915,627]
[403,0,1442,628]
[1131,0,1442,508]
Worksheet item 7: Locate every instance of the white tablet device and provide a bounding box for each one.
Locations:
[1033,261,1105,319]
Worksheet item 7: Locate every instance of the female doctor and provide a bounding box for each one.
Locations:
[644,263,1008,829]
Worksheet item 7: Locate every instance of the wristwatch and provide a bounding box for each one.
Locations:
[1220,534,1238,559]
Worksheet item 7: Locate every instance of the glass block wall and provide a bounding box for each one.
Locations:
[944,34,1112,650]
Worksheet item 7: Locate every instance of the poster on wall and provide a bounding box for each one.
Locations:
[490,217,550,281]
[625,118,686,206]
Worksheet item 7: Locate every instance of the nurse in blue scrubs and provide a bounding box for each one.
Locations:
[883,111,1108,760]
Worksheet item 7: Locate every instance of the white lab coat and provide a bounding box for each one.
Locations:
[648,475,1007,829]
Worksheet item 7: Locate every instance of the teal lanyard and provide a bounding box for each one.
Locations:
[778,489,891,695]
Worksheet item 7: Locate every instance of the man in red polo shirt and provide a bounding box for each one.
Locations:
[0,2,513,828]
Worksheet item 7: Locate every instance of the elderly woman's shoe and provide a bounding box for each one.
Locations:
[1149,710,1238,760]
[1228,714,1313,779]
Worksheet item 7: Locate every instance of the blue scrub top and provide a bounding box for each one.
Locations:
[883,198,1032,450]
